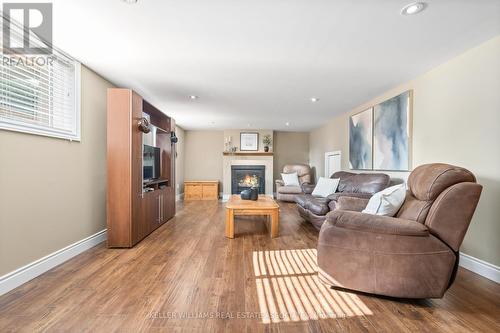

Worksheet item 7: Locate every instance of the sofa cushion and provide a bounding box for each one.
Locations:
[281,172,300,186]
[326,192,373,201]
[301,183,315,194]
[396,194,432,223]
[311,177,340,197]
[327,210,429,237]
[327,192,373,211]
[397,163,477,223]
[283,164,312,185]
[333,171,390,195]
[308,198,330,215]
[277,185,303,194]
[407,163,475,201]
[295,194,310,207]
[335,196,370,212]
[296,194,330,216]
[362,184,406,217]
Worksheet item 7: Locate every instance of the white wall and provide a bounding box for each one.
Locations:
[0,66,114,276]
[184,130,224,188]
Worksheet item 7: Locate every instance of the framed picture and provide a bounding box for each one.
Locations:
[349,108,373,170]
[240,132,259,151]
[373,90,412,171]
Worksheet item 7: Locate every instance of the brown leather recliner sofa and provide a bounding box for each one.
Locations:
[275,164,313,202]
[296,171,390,230]
[317,163,482,299]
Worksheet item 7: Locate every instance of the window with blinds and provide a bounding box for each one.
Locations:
[0,14,81,141]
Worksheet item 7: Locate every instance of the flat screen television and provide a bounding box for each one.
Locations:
[143,144,161,181]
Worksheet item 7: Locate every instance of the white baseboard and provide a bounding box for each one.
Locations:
[1,230,496,297]
[176,193,184,202]
[459,252,500,283]
[0,229,107,296]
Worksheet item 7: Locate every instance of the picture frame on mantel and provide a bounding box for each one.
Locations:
[240,132,259,151]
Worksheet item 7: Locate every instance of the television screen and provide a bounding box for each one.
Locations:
[143,145,160,181]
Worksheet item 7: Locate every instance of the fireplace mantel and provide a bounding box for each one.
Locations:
[223,152,273,156]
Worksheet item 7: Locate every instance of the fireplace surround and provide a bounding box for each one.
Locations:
[222,155,273,199]
[231,165,265,194]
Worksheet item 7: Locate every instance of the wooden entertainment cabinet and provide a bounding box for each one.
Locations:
[107,88,176,248]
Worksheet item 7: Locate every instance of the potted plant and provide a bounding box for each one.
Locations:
[263,135,272,152]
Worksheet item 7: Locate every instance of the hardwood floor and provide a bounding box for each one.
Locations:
[0,200,499,332]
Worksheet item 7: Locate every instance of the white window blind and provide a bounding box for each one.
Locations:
[0,13,81,141]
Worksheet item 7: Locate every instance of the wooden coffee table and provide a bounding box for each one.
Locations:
[225,195,280,238]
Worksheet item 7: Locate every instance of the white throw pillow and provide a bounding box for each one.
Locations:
[312,177,340,198]
[362,184,406,217]
[281,172,300,186]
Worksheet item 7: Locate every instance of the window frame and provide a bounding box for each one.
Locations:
[0,61,82,141]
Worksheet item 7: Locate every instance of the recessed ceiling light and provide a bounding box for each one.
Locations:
[285,122,290,127]
[310,97,319,103]
[189,95,199,100]
[401,2,427,15]
[121,0,138,4]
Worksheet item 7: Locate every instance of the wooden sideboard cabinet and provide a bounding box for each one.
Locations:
[184,181,219,200]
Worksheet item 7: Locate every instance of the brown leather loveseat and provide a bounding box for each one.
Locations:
[296,171,390,230]
[317,163,482,298]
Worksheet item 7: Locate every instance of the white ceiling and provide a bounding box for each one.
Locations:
[47,0,500,130]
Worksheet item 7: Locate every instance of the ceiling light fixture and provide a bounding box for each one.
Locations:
[121,0,138,4]
[401,2,427,15]
[189,95,199,100]
[310,97,319,103]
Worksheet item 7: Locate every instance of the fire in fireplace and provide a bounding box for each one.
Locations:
[239,174,259,188]
[231,165,265,194]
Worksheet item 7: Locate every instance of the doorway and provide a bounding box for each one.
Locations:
[324,151,341,178]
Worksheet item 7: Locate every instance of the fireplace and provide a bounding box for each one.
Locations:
[231,165,265,194]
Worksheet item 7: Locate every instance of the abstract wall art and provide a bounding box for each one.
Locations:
[373,91,411,171]
[349,108,373,170]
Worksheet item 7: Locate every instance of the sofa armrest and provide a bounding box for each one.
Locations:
[335,196,369,212]
[326,210,429,237]
[301,183,315,194]
[275,179,284,186]
[326,192,373,201]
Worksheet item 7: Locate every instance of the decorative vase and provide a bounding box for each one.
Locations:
[264,146,269,152]
[240,189,252,200]
[249,187,259,200]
